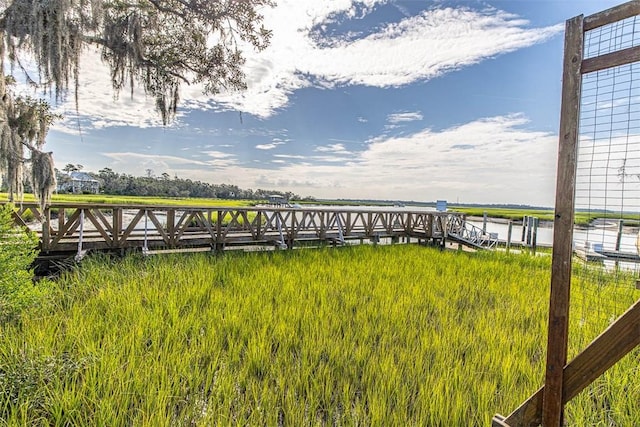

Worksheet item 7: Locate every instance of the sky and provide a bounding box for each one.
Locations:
[17,0,630,206]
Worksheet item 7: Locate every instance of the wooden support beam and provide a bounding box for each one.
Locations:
[167,209,175,246]
[584,0,640,31]
[113,207,122,246]
[84,209,113,245]
[120,209,145,244]
[52,209,81,246]
[498,297,640,427]
[543,14,584,427]
[41,208,50,251]
[581,45,640,74]
[146,211,170,245]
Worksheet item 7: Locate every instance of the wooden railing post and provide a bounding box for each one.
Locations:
[215,209,223,252]
[41,207,51,251]
[167,208,175,247]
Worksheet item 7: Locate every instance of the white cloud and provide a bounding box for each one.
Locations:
[25,1,561,127]
[211,2,561,117]
[143,114,558,205]
[274,154,306,159]
[256,140,286,150]
[387,111,423,124]
[315,143,351,154]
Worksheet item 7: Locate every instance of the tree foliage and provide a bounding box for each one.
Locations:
[87,167,301,200]
[0,90,59,206]
[0,203,49,324]
[1,0,273,123]
[0,0,273,206]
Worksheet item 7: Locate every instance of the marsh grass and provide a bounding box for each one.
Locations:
[1,246,638,425]
[451,206,640,226]
[0,193,252,207]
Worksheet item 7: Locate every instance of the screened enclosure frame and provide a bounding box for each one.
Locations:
[493,2,640,426]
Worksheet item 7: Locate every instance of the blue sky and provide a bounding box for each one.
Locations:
[29,0,626,206]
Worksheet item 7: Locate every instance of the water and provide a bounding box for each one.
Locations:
[467,219,637,252]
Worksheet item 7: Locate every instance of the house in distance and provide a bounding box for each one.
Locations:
[57,171,100,194]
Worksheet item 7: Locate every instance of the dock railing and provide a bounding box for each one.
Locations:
[4,202,459,256]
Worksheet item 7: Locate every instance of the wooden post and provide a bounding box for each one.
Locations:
[42,207,51,251]
[507,221,513,252]
[288,211,295,249]
[167,209,175,247]
[522,215,528,242]
[532,217,539,255]
[543,14,583,427]
[111,207,121,247]
[216,210,223,253]
[483,211,487,234]
[256,211,262,240]
[58,207,66,232]
[615,219,623,252]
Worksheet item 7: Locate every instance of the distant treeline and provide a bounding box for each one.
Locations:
[55,167,307,201]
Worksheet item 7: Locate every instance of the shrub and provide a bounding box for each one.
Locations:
[0,204,49,323]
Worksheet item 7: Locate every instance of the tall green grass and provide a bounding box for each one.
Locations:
[451,206,640,226]
[0,193,252,207]
[1,246,637,425]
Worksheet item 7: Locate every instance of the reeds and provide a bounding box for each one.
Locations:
[1,246,637,425]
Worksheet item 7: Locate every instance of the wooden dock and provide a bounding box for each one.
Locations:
[4,202,465,269]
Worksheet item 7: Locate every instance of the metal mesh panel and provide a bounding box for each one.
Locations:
[573,16,640,343]
[584,16,640,59]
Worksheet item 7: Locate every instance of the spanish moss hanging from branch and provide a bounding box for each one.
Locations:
[0,0,273,206]
[30,149,56,212]
[0,89,60,204]
[1,0,273,123]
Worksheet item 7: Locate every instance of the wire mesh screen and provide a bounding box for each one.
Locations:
[573,14,640,349]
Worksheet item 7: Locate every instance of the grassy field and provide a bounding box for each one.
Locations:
[449,206,640,226]
[0,193,253,207]
[4,193,640,227]
[1,246,638,425]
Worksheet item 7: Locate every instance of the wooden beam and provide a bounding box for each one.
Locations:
[501,298,640,426]
[166,209,175,246]
[543,14,584,427]
[41,208,50,251]
[10,209,29,228]
[91,208,113,235]
[84,209,113,245]
[113,207,122,246]
[562,297,640,402]
[146,211,171,246]
[120,209,145,244]
[52,209,81,246]
[584,0,640,31]
[491,414,511,427]
[582,45,640,74]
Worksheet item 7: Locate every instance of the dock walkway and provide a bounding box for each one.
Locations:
[4,203,471,268]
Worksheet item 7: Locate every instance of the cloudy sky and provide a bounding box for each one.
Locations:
[24,0,627,206]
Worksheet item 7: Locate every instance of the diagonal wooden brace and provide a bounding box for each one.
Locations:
[493,298,640,426]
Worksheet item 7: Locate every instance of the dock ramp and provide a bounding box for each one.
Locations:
[447,216,498,250]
